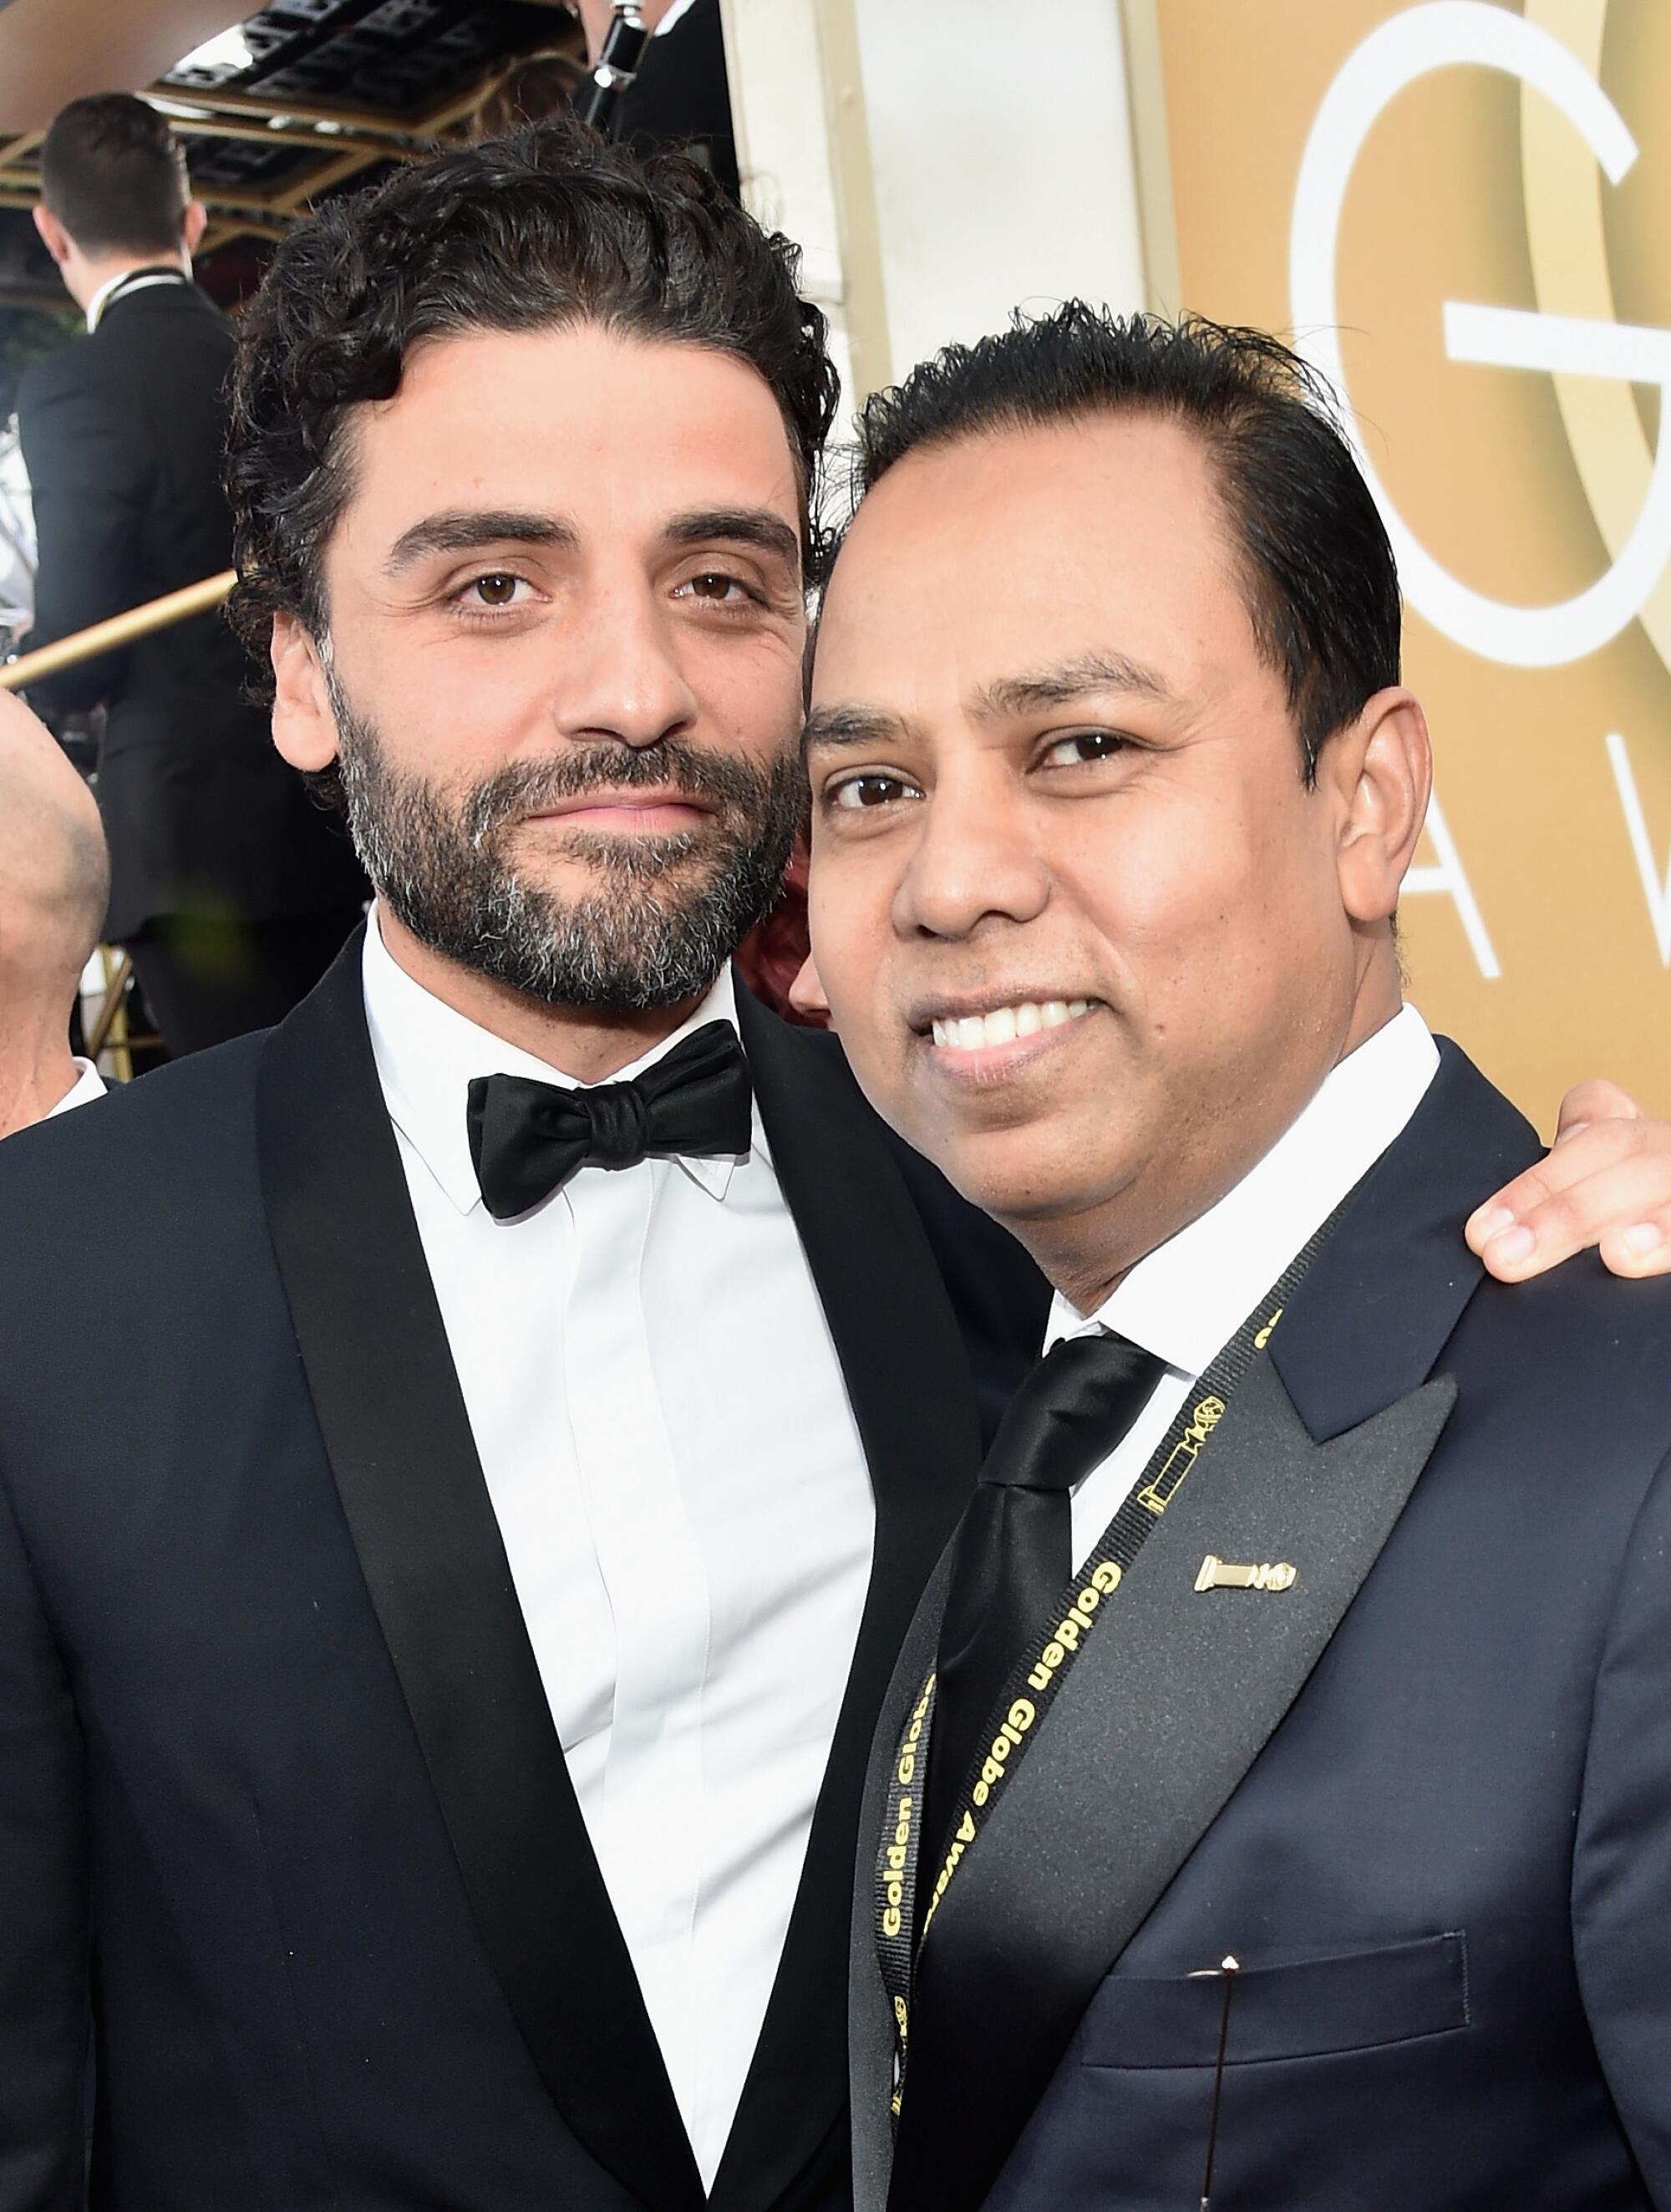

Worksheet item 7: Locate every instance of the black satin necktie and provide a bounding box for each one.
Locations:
[466,1020,753,1221]
[927,1329,1167,1859]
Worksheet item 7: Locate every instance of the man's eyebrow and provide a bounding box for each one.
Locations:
[801,703,910,753]
[383,510,577,575]
[663,507,801,572]
[803,651,1173,755]
[973,650,1173,720]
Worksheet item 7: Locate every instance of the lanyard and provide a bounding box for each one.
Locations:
[874,1213,1338,2127]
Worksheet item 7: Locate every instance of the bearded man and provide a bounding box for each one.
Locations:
[0,120,1665,2212]
[0,121,1045,2212]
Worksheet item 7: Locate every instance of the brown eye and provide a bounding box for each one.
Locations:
[1043,729,1129,767]
[473,573,519,606]
[688,572,740,601]
[830,773,917,811]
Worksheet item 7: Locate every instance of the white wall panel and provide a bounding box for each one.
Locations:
[850,0,1147,380]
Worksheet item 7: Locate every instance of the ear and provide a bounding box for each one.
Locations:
[1323,684,1433,925]
[270,613,342,775]
[32,204,69,266]
[182,200,207,257]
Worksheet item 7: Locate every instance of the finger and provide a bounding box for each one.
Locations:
[1553,1078,1648,1142]
[1466,1160,1556,1254]
[1465,1118,1667,1253]
[1597,1221,1671,1279]
[1472,1155,1671,1280]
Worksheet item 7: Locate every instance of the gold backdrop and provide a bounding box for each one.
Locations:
[1131,0,1671,1124]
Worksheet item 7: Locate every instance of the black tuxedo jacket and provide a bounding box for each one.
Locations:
[15,275,366,939]
[618,0,739,199]
[0,940,1045,2212]
[851,1044,1671,2212]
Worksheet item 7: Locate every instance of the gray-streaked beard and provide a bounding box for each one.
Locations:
[327,670,805,1010]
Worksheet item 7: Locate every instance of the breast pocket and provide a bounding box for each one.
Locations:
[1079,1931,1470,2068]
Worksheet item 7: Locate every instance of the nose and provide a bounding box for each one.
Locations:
[552,572,701,750]
[892,755,1050,942]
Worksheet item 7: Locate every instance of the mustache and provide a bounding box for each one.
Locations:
[461,739,797,846]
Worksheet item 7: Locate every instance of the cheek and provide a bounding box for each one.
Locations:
[688,636,804,758]
[1063,825,1237,1011]
[341,625,527,739]
[1081,799,1301,986]
[807,851,900,1050]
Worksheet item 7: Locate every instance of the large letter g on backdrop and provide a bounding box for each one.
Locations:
[1290,1,1671,670]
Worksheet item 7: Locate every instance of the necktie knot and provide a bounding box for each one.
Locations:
[465,1019,753,1221]
[978,1329,1166,1496]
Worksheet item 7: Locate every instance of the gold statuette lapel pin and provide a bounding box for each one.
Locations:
[1195,1555,1297,1594]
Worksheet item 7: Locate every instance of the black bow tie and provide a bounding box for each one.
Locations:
[466,1020,753,1221]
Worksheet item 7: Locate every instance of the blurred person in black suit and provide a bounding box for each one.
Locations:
[576,0,739,196]
[19,93,366,1057]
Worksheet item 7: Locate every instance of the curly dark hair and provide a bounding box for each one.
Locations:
[855,305,1400,779]
[226,116,840,681]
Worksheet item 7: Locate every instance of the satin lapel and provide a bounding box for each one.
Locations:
[257,934,703,2212]
[711,989,984,2212]
[888,1354,1458,2212]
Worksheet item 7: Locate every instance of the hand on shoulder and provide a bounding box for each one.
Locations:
[1468,1079,1671,1280]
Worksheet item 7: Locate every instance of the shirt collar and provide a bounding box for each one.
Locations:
[85,264,187,333]
[362,903,760,1216]
[654,0,701,33]
[1044,1004,1440,1375]
[45,1056,106,1118]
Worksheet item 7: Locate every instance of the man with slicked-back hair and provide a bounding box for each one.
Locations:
[20,91,365,1056]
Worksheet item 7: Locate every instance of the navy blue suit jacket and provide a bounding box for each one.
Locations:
[852,1043,1671,2212]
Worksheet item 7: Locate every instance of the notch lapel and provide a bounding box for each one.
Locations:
[880,1040,1544,2212]
[711,990,987,2212]
[258,935,703,2212]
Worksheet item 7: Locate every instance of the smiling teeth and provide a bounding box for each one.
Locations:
[931,1000,1091,1050]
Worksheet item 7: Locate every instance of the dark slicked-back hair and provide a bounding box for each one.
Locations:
[854,306,1400,777]
[40,94,190,258]
[227,117,840,674]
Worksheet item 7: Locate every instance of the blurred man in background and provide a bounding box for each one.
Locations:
[474,49,587,141]
[0,689,108,1134]
[18,92,365,1058]
[576,0,739,196]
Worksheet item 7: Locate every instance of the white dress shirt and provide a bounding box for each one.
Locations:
[45,1057,105,1118]
[361,912,874,2187]
[1049,1007,1441,1567]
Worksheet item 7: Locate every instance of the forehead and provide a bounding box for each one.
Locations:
[338,323,803,546]
[811,412,1257,709]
